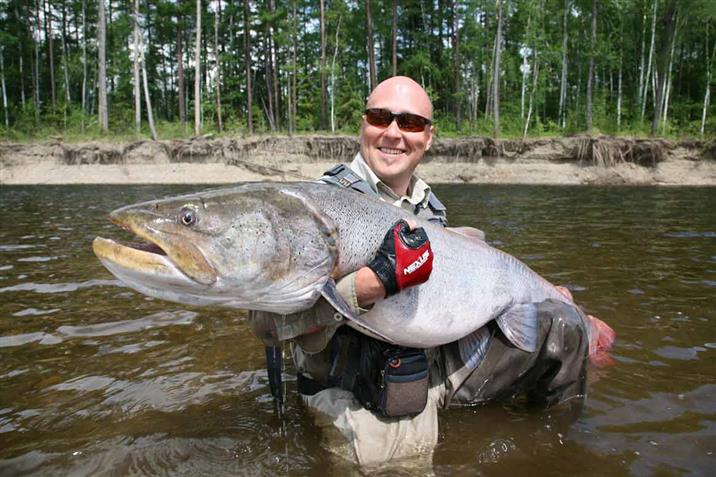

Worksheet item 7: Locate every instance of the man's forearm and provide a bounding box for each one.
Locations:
[355,267,386,308]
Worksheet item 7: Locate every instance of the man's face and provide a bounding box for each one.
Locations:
[359,80,433,192]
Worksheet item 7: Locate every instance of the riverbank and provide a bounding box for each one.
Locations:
[1,135,714,185]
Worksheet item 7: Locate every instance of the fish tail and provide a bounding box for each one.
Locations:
[587,315,616,367]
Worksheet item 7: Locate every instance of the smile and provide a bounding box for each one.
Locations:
[379,147,406,155]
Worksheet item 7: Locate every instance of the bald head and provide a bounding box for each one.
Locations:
[366,76,433,120]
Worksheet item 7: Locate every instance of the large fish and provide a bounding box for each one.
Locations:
[93,182,604,352]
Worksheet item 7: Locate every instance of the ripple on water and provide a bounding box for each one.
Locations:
[653,346,699,361]
[11,308,61,317]
[0,311,197,348]
[0,245,37,252]
[664,231,716,238]
[0,279,122,294]
[16,256,60,263]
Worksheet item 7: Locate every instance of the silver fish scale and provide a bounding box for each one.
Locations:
[284,183,569,348]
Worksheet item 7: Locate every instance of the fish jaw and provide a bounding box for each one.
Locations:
[92,236,209,300]
[108,206,217,286]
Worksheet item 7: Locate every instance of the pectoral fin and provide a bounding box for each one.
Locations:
[496,303,539,353]
[321,279,395,344]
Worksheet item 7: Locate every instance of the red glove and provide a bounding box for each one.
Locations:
[368,220,433,297]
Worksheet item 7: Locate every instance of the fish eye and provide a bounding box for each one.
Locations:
[179,208,197,226]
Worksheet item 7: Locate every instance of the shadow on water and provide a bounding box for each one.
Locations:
[0,184,714,475]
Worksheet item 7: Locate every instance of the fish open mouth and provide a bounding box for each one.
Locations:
[92,236,174,273]
[125,241,167,256]
[93,208,217,286]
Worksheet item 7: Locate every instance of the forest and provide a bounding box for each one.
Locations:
[0,0,714,142]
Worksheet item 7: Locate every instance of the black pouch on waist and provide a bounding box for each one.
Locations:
[376,349,429,418]
[340,330,429,417]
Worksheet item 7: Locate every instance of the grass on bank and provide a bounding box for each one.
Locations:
[0,102,713,144]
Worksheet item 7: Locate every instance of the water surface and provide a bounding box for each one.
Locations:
[1,184,714,476]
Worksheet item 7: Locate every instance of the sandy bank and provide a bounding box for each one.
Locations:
[1,135,714,186]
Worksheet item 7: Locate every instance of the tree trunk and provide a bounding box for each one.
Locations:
[391,0,397,76]
[287,1,295,135]
[243,0,253,134]
[270,0,279,130]
[641,0,657,122]
[264,4,274,131]
[291,1,297,134]
[617,48,623,130]
[330,16,341,133]
[45,0,56,109]
[0,46,8,127]
[20,46,26,108]
[453,1,461,129]
[523,57,539,139]
[33,0,41,122]
[61,0,71,114]
[133,0,142,134]
[638,11,646,111]
[701,25,714,136]
[194,0,201,136]
[366,0,377,90]
[493,0,502,137]
[651,1,677,136]
[98,0,109,133]
[177,24,186,127]
[214,1,223,132]
[558,0,569,128]
[141,44,157,140]
[585,0,596,131]
[661,12,679,131]
[319,0,327,129]
[81,0,86,132]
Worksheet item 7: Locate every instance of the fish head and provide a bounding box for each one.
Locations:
[93,184,338,313]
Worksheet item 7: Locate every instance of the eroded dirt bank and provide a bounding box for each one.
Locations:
[1,135,714,185]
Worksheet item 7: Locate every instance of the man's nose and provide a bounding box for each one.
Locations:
[383,118,402,138]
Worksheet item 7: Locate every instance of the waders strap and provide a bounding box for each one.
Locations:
[265,346,283,403]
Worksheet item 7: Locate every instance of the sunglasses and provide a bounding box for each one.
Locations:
[364,108,432,133]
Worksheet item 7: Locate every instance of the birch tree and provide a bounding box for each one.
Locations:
[0,45,8,127]
[320,0,327,129]
[194,0,201,137]
[98,0,108,133]
[213,0,222,132]
[701,24,715,136]
[493,0,503,137]
[558,0,569,128]
[133,0,141,134]
[366,0,376,90]
[641,0,657,122]
[585,0,597,131]
[651,0,677,136]
[243,0,253,134]
[391,0,397,76]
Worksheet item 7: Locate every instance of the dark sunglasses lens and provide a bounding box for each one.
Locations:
[397,113,428,132]
[365,109,393,127]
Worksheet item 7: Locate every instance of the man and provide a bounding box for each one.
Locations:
[249,76,598,467]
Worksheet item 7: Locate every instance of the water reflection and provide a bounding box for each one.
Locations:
[0,184,714,476]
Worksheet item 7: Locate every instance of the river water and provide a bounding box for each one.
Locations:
[0,184,714,476]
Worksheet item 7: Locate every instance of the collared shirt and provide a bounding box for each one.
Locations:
[349,153,433,212]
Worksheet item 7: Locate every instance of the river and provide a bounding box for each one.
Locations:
[0,184,714,476]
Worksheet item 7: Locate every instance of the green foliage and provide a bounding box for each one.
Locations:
[0,0,713,141]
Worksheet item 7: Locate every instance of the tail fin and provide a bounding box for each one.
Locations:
[587,315,616,367]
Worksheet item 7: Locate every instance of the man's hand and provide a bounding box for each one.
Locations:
[367,219,433,297]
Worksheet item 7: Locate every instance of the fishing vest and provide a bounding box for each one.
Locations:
[319,164,448,227]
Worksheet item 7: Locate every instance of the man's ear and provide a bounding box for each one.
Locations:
[425,125,434,151]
